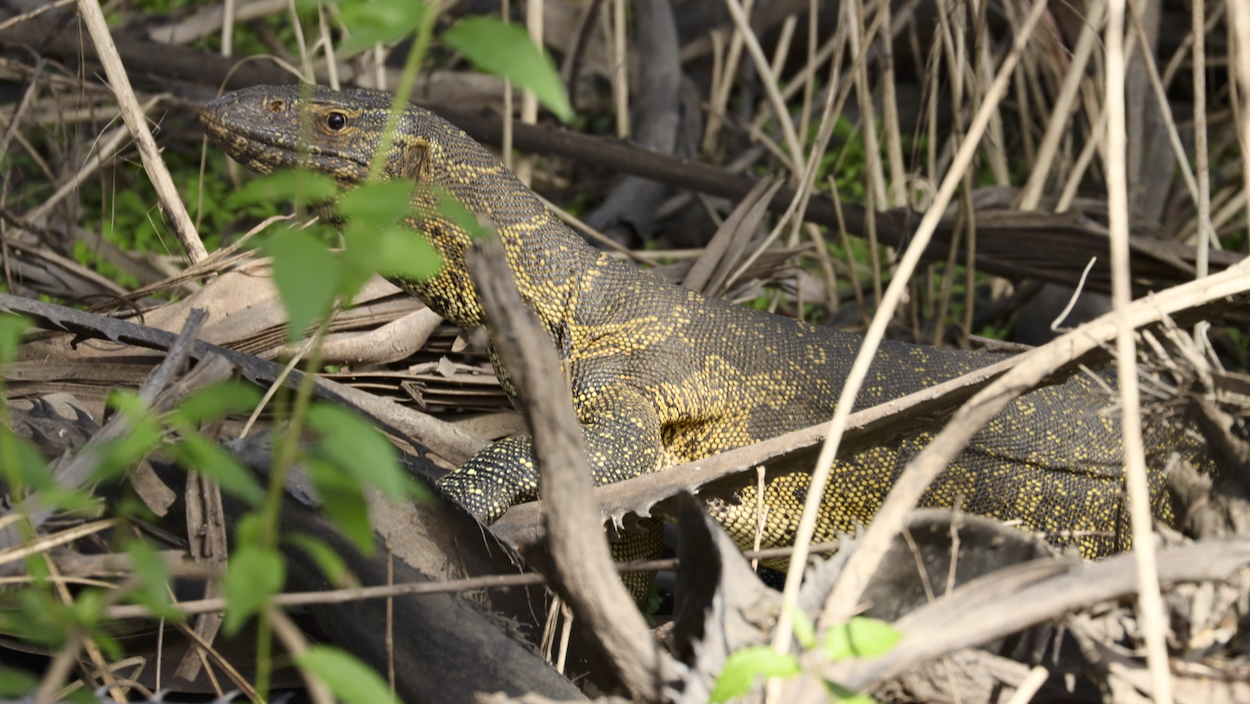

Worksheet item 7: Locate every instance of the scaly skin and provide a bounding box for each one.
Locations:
[201,85,1210,561]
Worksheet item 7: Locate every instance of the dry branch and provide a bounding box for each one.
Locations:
[467,234,677,701]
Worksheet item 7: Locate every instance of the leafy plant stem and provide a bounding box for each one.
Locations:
[253,313,331,702]
[255,609,272,703]
[261,313,334,550]
[366,0,438,183]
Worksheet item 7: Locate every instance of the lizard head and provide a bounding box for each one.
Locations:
[202,84,589,334]
[200,84,428,185]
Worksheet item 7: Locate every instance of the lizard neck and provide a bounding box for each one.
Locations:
[396,106,599,338]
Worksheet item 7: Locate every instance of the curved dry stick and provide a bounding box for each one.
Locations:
[466,236,676,700]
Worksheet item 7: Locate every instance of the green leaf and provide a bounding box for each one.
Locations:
[306,404,406,500]
[307,459,374,554]
[443,17,574,122]
[338,182,440,291]
[123,539,182,621]
[340,221,383,299]
[0,667,36,697]
[287,532,356,588]
[226,170,337,209]
[0,314,29,364]
[789,602,816,651]
[335,0,428,57]
[69,588,105,628]
[298,646,402,704]
[1,426,54,493]
[337,181,415,224]
[710,646,801,702]
[264,227,340,343]
[173,382,263,426]
[223,546,285,635]
[172,435,265,505]
[822,617,902,662]
[235,513,263,546]
[93,393,163,482]
[376,226,442,281]
[826,681,879,704]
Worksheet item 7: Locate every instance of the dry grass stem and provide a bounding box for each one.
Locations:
[1191,0,1212,277]
[1019,0,1106,211]
[514,0,544,185]
[1104,0,1174,700]
[611,0,629,138]
[77,0,207,264]
[722,0,807,174]
[704,0,753,153]
[770,0,1051,655]
[849,0,888,206]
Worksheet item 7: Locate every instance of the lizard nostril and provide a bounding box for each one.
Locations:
[269,100,285,113]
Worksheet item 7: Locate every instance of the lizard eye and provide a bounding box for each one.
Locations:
[326,112,347,131]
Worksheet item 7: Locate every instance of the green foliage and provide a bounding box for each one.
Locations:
[298,646,403,704]
[93,392,165,482]
[443,17,574,122]
[710,646,802,702]
[264,227,341,343]
[827,682,878,704]
[331,0,429,57]
[0,588,120,659]
[710,617,899,703]
[0,668,37,697]
[78,150,281,287]
[123,539,183,621]
[223,544,286,635]
[0,314,29,363]
[790,602,816,650]
[820,118,870,203]
[226,169,338,210]
[169,434,265,505]
[171,381,264,425]
[306,404,413,502]
[306,458,373,552]
[287,532,354,587]
[3,0,574,693]
[338,181,443,294]
[96,387,265,504]
[822,617,901,661]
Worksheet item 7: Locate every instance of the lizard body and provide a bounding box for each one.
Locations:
[201,85,1209,559]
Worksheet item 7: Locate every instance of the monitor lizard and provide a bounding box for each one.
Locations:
[200,84,1211,562]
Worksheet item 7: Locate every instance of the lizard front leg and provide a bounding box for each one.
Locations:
[437,385,665,524]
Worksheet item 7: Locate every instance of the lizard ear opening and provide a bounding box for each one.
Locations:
[402,143,428,181]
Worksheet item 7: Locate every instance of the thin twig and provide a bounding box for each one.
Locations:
[611,0,629,138]
[268,608,334,704]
